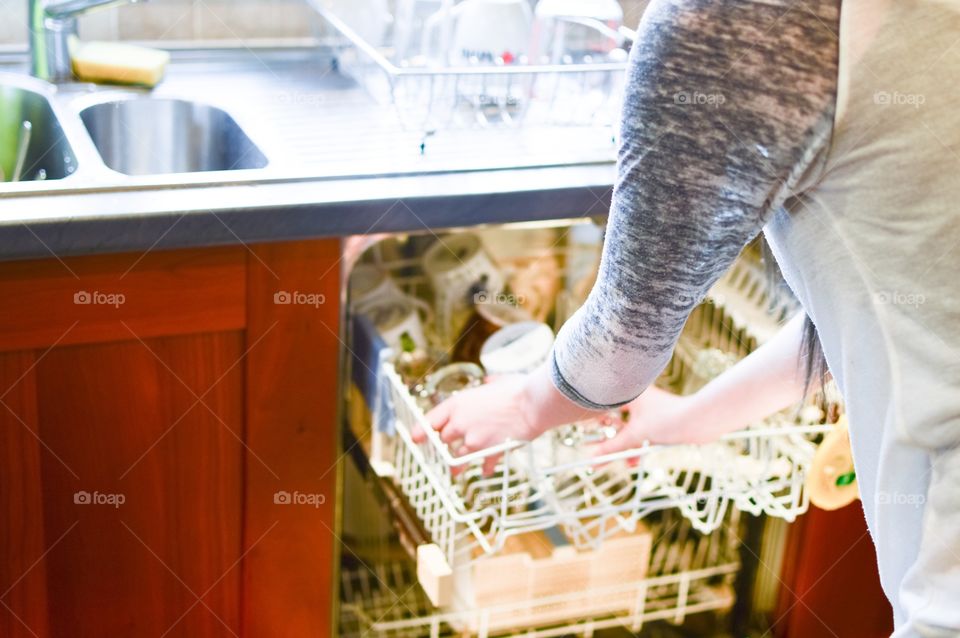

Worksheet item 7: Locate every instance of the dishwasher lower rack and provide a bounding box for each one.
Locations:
[340,509,742,638]
[375,343,825,569]
[370,249,823,558]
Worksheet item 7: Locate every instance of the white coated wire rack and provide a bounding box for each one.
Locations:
[380,349,826,567]
[340,509,742,638]
[365,250,827,569]
[312,0,631,132]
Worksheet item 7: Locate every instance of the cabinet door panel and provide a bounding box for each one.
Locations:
[34,333,244,638]
[0,351,51,638]
[242,240,342,638]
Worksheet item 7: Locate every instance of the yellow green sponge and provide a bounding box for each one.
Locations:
[70,38,170,88]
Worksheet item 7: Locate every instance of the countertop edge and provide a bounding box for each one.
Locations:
[0,163,616,262]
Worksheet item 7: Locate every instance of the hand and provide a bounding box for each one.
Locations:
[410,375,551,476]
[592,385,718,457]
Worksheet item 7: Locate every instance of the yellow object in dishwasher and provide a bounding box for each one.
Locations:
[70,38,170,88]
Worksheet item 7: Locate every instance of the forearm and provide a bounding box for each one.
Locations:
[681,313,810,439]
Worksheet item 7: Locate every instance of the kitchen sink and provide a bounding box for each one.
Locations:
[0,84,77,182]
[79,97,268,176]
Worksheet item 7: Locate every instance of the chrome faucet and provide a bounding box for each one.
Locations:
[29,0,146,82]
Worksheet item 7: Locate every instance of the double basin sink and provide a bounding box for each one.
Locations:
[0,72,267,184]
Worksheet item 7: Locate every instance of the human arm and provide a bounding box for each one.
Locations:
[418,0,839,457]
[593,312,812,453]
[550,0,840,409]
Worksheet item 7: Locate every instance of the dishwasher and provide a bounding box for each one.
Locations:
[317,2,847,635]
[338,222,841,638]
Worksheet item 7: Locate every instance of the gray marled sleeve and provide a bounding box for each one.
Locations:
[550,0,839,409]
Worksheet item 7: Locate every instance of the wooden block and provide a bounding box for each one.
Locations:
[460,525,653,633]
[472,551,531,607]
[417,544,453,607]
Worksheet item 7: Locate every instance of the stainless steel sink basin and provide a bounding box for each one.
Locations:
[0,84,77,182]
[79,97,268,176]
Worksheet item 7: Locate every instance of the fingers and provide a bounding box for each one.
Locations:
[412,413,502,478]
[412,400,454,443]
[439,422,464,444]
[410,421,432,443]
[451,446,500,478]
[426,400,453,431]
[591,428,645,458]
[450,443,471,476]
[466,431,504,477]
[410,422,425,443]
[410,393,510,476]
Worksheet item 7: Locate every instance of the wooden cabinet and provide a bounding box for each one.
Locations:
[0,240,342,637]
[776,501,893,638]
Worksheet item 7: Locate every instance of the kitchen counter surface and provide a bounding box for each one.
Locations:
[0,46,616,261]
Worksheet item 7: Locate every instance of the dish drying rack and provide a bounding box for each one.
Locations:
[313,0,632,133]
[341,508,742,638]
[361,246,828,558]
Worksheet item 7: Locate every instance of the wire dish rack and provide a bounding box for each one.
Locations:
[341,509,742,638]
[366,252,827,569]
[312,0,631,132]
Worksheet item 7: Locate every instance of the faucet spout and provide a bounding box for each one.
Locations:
[44,0,144,20]
[29,0,147,82]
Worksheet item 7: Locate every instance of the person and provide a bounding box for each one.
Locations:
[411,0,960,635]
